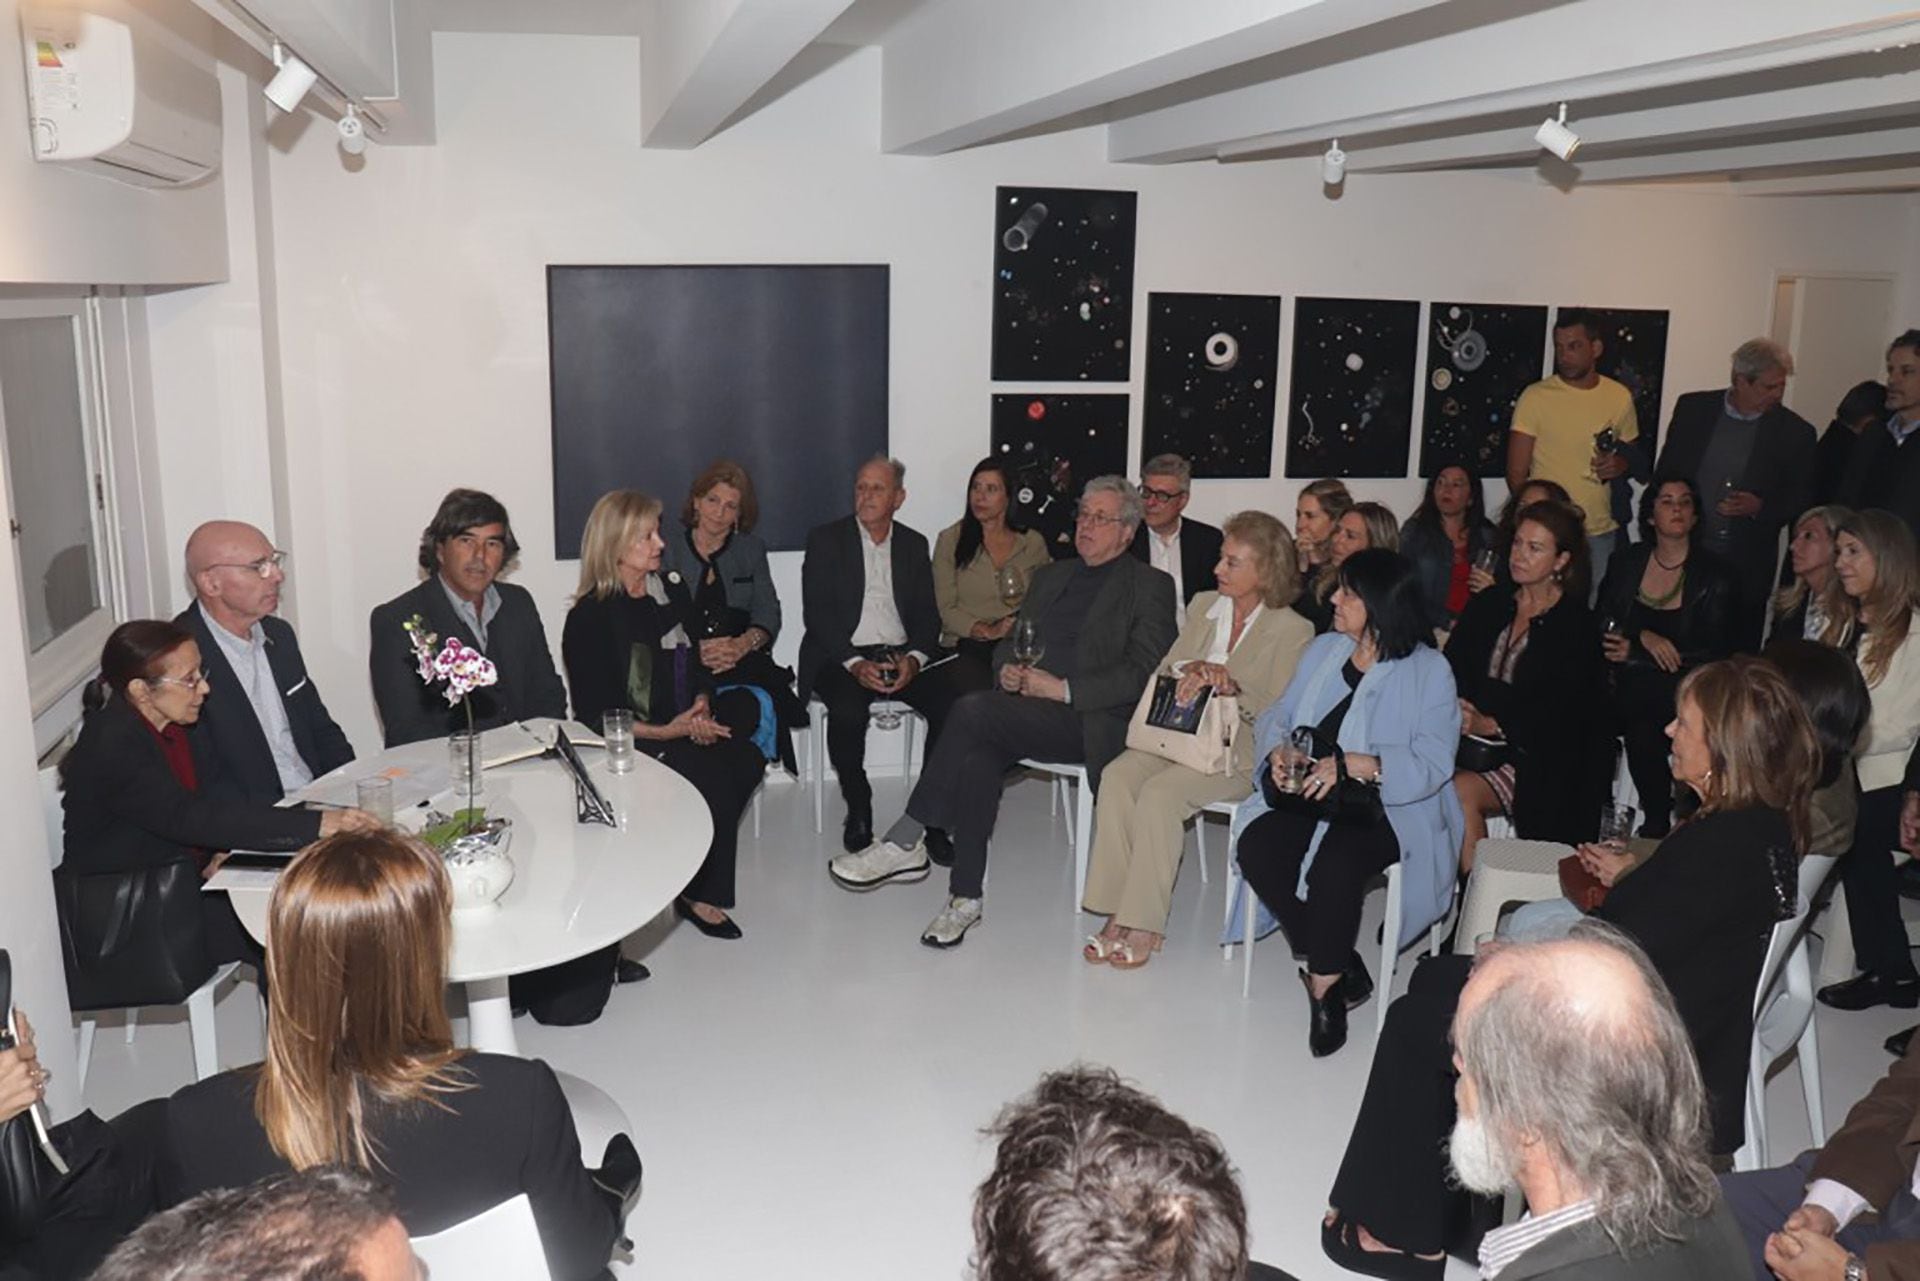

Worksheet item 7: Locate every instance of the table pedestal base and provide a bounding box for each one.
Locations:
[465,976,518,1056]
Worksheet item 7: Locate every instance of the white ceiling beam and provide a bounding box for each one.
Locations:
[1730,166,1920,196]
[877,0,1454,156]
[1108,0,1920,163]
[1562,124,1920,183]
[1323,66,1920,172]
[639,0,856,149]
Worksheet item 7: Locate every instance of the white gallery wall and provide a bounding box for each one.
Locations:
[131,31,1920,759]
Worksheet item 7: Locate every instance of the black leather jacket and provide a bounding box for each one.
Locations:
[1595,540,1739,670]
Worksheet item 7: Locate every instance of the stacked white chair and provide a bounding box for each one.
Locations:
[1734,853,1837,1172]
[411,1194,552,1280]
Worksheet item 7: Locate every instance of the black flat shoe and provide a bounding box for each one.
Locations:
[1819,972,1920,1011]
[1320,1212,1445,1281]
[674,898,743,940]
[842,803,874,854]
[925,827,954,868]
[615,958,651,985]
[1305,971,1350,1057]
[1889,1025,1917,1058]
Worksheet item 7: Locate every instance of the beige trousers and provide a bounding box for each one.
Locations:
[1081,748,1252,933]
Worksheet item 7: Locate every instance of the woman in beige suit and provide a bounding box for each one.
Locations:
[1081,511,1313,968]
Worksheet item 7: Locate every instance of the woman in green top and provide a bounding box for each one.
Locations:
[931,457,1053,671]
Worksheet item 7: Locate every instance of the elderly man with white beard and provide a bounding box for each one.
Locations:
[1443,924,1748,1281]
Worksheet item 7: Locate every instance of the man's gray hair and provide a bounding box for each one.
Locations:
[1731,337,1794,382]
[973,1065,1249,1281]
[1083,475,1145,532]
[863,454,907,487]
[92,1166,397,1281]
[1455,920,1718,1252]
[1141,454,1192,492]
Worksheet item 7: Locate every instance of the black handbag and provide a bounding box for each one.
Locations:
[53,857,215,1011]
[0,949,54,1243]
[1455,733,1514,774]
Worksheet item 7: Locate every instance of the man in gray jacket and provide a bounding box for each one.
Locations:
[1450,923,1749,1280]
[825,476,1174,949]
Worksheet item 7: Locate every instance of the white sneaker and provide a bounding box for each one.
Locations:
[920,897,983,949]
[828,839,930,890]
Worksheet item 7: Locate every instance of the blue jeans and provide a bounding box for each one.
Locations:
[1587,531,1618,605]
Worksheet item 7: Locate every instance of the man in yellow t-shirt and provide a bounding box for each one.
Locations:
[1506,309,1641,591]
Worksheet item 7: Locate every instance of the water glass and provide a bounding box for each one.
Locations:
[1275,746,1312,795]
[1472,547,1498,576]
[602,709,636,774]
[449,731,483,803]
[1598,803,1636,853]
[872,649,904,730]
[355,775,394,825]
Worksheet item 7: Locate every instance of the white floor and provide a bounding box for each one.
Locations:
[72,773,1916,1281]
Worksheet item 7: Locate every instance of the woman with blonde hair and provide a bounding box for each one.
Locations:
[159,831,626,1281]
[564,488,766,940]
[1818,509,1920,1011]
[1770,504,1854,646]
[1081,512,1314,968]
[1292,479,1353,633]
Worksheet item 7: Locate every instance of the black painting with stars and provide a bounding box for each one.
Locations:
[1574,306,1672,453]
[990,394,1131,559]
[1418,302,1549,478]
[1141,292,1282,478]
[991,186,1138,382]
[1284,297,1421,479]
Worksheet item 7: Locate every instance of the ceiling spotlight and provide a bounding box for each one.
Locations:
[263,41,318,113]
[1535,102,1580,161]
[337,105,367,156]
[1321,140,1347,186]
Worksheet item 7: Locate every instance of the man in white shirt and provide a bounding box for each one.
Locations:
[1449,924,1748,1279]
[798,458,950,853]
[174,520,355,804]
[1723,1020,1920,1281]
[1128,453,1222,622]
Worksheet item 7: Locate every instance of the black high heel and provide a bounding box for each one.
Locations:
[1304,970,1350,1057]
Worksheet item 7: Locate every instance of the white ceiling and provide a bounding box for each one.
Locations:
[423,0,1920,194]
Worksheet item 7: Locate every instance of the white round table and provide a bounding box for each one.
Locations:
[229,737,712,1056]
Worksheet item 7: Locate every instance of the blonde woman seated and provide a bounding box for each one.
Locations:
[1082,512,1313,969]
[159,831,628,1281]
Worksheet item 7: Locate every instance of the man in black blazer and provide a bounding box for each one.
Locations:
[827,477,1175,949]
[1655,338,1816,651]
[175,521,354,804]
[1838,330,1920,543]
[799,458,949,852]
[368,489,567,748]
[1129,453,1223,623]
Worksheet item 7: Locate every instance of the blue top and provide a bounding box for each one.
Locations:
[1225,631,1463,949]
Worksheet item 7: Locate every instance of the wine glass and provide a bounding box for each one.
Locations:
[1011,618,1045,670]
[996,563,1028,611]
[872,646,903,729]
[1586,427,1616,483]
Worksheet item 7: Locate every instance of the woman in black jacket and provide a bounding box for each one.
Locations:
[160,830,627,1281]
[1319,656,1818,1280]
[1398,463,1496,637]
[562,489,766,939]
[59,621,373,971]
[1446,500,1606,871]
[1596,476,1739,836]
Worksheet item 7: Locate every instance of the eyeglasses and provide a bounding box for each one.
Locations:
[207,551,288,579]
[1139,486,1187,505]
[149,670,208,690]
[1075,508,1126,527]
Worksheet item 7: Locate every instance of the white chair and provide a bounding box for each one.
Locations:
[411,1193,552,1281]
[1450,838,1570,955]
[809,697,920,833]
[1186,799,1241,886]
[1020,759,1093,911]
[50,762,249,1091]
[1735,853,1838,1172]
[1224,858,1447,1034]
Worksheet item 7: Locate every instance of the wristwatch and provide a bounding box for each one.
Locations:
[1846,1253,1868,1281]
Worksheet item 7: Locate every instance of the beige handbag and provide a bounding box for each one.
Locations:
[1124,673,1240,775]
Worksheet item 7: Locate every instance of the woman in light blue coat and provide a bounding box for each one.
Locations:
[1229,548,1463,1057]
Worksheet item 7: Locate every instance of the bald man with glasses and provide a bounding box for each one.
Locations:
[174,521,355,804]
[1129,454,1223,622]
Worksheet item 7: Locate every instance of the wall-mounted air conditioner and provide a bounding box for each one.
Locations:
[18,6,221,188]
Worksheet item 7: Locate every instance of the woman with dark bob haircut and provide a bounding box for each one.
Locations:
[1229,549,1464,1057]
